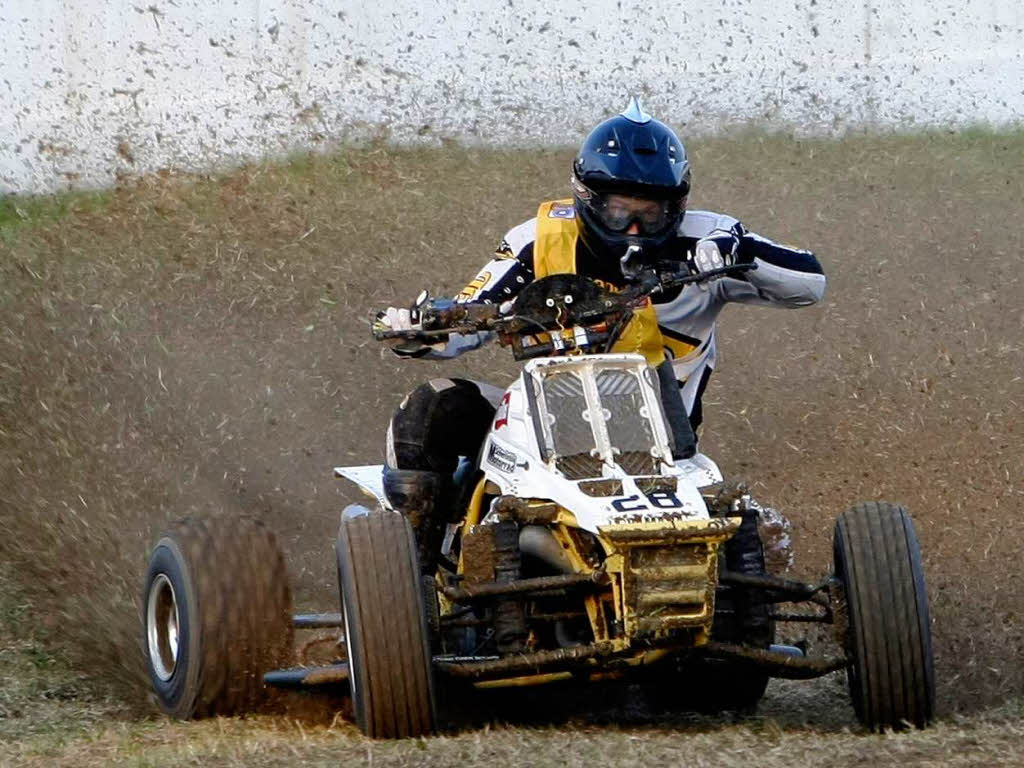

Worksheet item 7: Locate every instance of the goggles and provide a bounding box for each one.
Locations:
[584,190,684,236]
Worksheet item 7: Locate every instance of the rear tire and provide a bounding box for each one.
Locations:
[337,509,436,738]
[834,502,935,730]
[142,516,294,718]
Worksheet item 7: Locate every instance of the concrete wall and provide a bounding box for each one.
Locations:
[2,0,1022,194]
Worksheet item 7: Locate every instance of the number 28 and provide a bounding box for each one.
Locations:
[610,490,682,512]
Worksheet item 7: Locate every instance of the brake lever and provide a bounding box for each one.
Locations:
[660,261,757,291]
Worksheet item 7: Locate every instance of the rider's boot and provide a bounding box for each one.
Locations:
[383,467,450,574]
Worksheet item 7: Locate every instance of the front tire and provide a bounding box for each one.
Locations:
[142,516,294,718]
[337,509,436,738]
[834,502,935,730]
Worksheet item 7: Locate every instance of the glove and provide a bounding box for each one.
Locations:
[692,239,733,278]
[375,291,447,357]
[378,305,418,334]
[689,230,741,278]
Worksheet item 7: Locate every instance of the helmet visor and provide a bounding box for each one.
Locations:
[584,190,682,236]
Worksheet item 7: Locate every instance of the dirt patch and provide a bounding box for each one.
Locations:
[0,132,1022,724]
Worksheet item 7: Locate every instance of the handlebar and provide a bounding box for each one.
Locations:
[639,261,757,297]
[373,262,757,357]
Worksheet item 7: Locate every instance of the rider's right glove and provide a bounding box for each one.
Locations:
[688,229,744,279]
[375,291,448,358]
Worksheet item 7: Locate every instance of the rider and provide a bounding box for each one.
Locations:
[377,98,826,570]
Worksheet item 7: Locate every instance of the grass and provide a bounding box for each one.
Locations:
[0,570,127,760]
[2,677,1022,767]
[0,188,112,241]
[0,589,1020,768]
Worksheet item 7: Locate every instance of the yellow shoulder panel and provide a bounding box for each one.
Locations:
[533,199,579,278]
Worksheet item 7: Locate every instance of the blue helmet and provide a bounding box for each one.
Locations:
[572,98,691,267]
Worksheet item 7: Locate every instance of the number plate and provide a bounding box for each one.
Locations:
[607,488,702,523]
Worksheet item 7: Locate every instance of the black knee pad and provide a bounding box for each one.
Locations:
[388,378,496,474]
[382,467,446,514]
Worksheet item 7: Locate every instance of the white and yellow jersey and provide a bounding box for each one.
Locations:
[410,202,826,426]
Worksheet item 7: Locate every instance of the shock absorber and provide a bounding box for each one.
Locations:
[492,520,527,653]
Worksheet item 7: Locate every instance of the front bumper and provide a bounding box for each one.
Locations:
[599,516,741,644]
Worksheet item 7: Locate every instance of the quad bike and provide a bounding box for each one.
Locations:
[142,262,935,737]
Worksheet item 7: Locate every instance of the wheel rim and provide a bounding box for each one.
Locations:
[147,573,180,682]
[341,589,360,715]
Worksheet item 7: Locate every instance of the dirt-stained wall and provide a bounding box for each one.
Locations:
[2,0,1022,194]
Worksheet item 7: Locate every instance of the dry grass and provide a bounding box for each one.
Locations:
[2,680,1023,767]
[1,131,1023,762]
[3,715,1022,768]
[0,596,1021,768]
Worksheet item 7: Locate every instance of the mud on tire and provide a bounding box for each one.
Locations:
[143,516,294,718]
[337,510,436,738]
[834,502,935,730]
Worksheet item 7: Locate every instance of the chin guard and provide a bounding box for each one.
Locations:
[619,243,645,281]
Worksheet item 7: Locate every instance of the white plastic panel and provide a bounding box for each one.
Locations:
[334,464,390,510]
